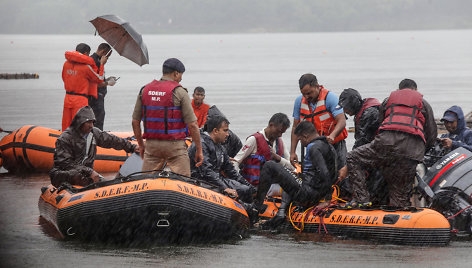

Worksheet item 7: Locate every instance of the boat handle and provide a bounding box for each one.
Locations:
[66,227,76,236]
[156,219,170,228]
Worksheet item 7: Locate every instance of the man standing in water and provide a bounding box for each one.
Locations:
[290,74,348,169]
[50,106,138,187]
[89,43,118,130]
[338,80,437,208]
[132,58,203,176]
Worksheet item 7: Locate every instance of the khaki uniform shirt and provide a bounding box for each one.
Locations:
[132,77,197,124]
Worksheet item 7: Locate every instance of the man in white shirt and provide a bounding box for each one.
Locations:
[232,113,295,187]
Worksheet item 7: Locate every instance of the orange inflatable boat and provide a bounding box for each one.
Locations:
[0,125,136,173]
[38,171,250,243]
[260,197,451,246]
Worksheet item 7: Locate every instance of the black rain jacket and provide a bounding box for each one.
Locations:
[50,106,136,185]
[189,132,252,191]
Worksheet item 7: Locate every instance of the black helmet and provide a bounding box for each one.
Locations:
[339,88,362,114]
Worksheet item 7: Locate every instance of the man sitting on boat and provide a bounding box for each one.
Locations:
[254,121,338,227]
[189,115,256,203]
[231,113,294,186]
[203,105,242,158]
[49,106,138,187]
[439,105,472,152]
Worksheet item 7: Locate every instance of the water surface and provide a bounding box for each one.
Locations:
[1,30,472,267]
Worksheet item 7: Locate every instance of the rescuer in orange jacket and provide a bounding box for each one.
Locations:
[290,73,348,169]
[61,43,107,131]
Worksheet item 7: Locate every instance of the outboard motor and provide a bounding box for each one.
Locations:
[419,147,472,235]
[423,141,451,168]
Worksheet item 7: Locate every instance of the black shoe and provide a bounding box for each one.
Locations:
[244,202,267,225]
[261,206,287,230]
[261,215,285,230]
[254,202,268,215]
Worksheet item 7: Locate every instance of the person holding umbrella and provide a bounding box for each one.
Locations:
[89,43,118,130]
[132,58,203,176]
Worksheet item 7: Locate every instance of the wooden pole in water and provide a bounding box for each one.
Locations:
[0,73,39,79]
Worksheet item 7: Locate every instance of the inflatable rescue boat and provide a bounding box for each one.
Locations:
[0,125,135,173]
[38,171,249,243]
[260,197,451,246]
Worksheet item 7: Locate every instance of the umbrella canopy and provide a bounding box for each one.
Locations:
[90,15,149,66]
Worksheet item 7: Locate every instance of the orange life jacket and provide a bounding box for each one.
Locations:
[62,51,104,108]
[299,86,348,144]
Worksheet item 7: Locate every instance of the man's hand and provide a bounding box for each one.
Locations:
[106,76,117,86]
[290,152,298,166]
[326,134,335,144]
[90,170,104,183]
[138,144,145,159]
[132,119,144,159]
[187,120,203,167]
[271,152,281,163]
[440,138,453,149]
[194,149,203,167]
[223,188,238,199]
[100,55,108,66]
[337,166,348,184]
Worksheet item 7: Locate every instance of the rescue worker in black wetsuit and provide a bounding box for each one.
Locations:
[254,121,337,228]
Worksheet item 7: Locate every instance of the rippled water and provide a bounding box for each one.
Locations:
[1,30,472,267]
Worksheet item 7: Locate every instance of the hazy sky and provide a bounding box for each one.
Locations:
[1,0,471,34]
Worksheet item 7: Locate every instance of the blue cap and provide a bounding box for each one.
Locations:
[163,58,185,73]
[441,111,457,122]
